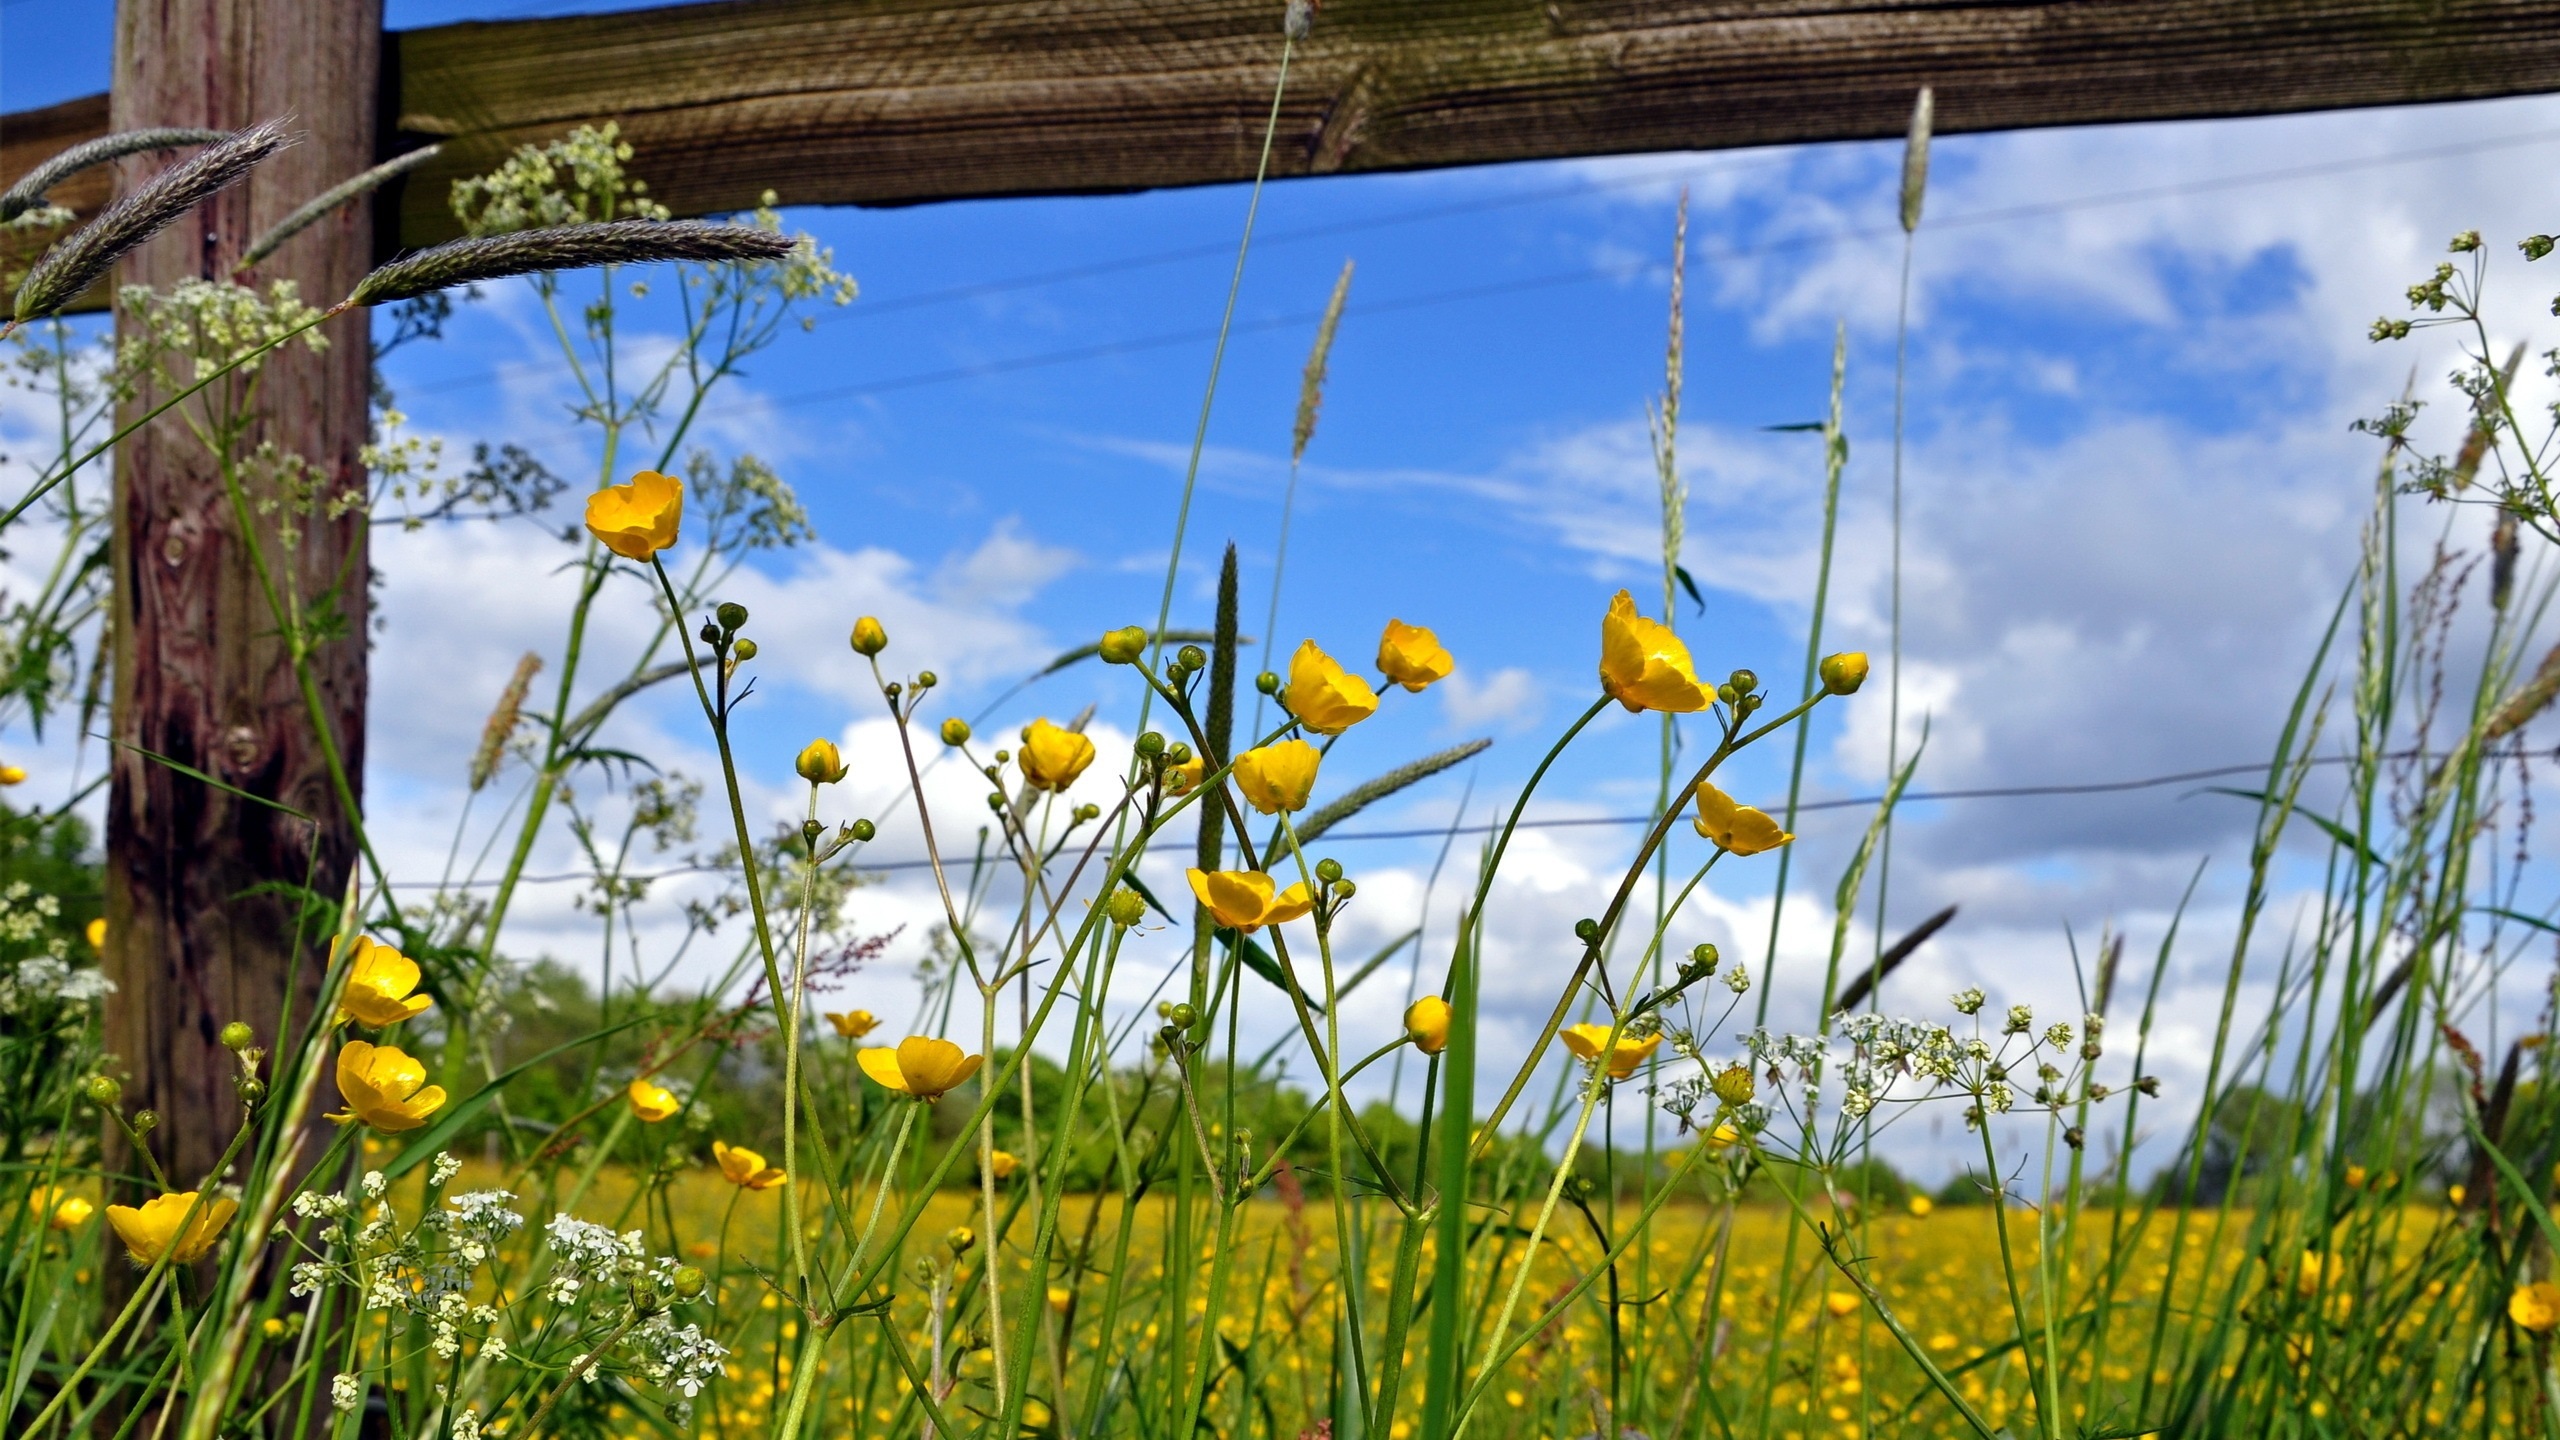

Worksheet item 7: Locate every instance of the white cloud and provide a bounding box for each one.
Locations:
[1437,665,1542,733]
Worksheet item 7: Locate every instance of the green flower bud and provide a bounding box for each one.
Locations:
[1177,644,1208,671]
[1134,730,1165,758]
[1727,668,1759,695]
[1106,888,1148,928]
[1818,652,1869,696]
[1315,858,1344,884]
[1574,918,1602,944]
[673,1265,707,1299]
[85,1075,121,1107]
[849,818,877,842]
[916,670,937,689]
[1168,1002,1199,1029]
[132,1109,159,1134]
[219,1021,255,1051]
[715,602,749,631]
[731,637,758,662]
[1331,879,1357,899]
[1255,671,1280,695]
[940,717,972,746]
[2526,235,2557,262]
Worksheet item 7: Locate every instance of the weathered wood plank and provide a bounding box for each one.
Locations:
[9,0,2560,295]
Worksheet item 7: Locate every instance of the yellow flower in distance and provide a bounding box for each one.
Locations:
[328,1042,447,1133]
[583,470,683,560]
[1233,740,1320,815]
[1560,1023,1663,1082]
[1704,1121,1744,1151]
[987,1149,1020,1180]
[1186,868,1315,933]
[627,1077,681,1123]
[1048,1285,1074,1314]
[795,738,849,785]
[859,1036,985,1100]
[1598,590,1708,714]
[105,1190,236,1265]
[1018,719,1096,793]
[1405,995,1451,1055]
[1377,619,1454,693]
[1906,1194,1934,1218]
[1283,641,1378,735]
[825,1009,879,1040]
[714,1139,787,1190]
[85,917,105,952]
[1824,1290,1860,1319]
[1692,779,1793,856]
[0,765,24,785]
[30,1187,92,1230]
[336,936,432,1028]
[2513,1281,2560,1332]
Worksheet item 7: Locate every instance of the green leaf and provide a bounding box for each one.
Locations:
[102,736,313,820]
[1673,564,1707,617]
[2198,788,2381,867]
[379,1011,657,1178]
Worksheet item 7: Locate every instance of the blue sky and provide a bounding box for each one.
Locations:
[10,0,2560,1174]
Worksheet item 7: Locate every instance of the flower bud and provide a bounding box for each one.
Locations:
[1315,858,1343,884]
[1818,652,1869,696]
[1255,671,1279,695]
[946,1225,976,1254]
[1097,626,1148,665]
[1727,668,1759,695]
[940,718,972,747]
[672,1265,707,1299]
[987,793,1006,812]
[1163,742,1193,766]
[1106,888,1147,928]
[85,1075,121,1107]
[1134,730,1165,758]
[219,1021,255,1051]
[1177,644,1208,671]
[715,602,749,631]
[1711,1064,1756,1107]
[1688,942,1719,975]
[1156,1001,1174,1019]
[731,637,757,662]
[1573,917,1602,944]
[699,622,723,646]
[1073,803,1100,823]
[1331,879,1356,899]
[2527,235,2557,262]
[803,819,825,846]
[916,671,937,689]
[850,616,888,656]
[884,681,902,699]
[1168,1002,1199,1029]
[796,738,849,785]
[237,1077,267,1104]
[132,1109,159,1135]
[849,818,876,842]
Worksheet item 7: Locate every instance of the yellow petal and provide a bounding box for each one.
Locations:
[858,1046,912,1093]
[1377,619,1454,693]
[1233,740,1320,815]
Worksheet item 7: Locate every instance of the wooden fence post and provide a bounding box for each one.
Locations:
[102,0,378,1218]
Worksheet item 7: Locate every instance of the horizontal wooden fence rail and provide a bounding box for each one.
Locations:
[12,0,2560,311]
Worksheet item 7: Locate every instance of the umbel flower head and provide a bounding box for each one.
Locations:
[1187,868,1315,933]
[1018,718,1096,792]
[1598,590,1708,713]
[1692,779,1794,856]
[1405,995,1452,1055]
[825,1009,879,1039]
[1377,619,1454,693]
[1561,1023,1663,1082]
[627,1077,681,1123]
[1283,641,1378,735]
[336,936,432,1028]
[328,1042,447,1132]
[714,1139,786,1191]
[583,470,683,560]
[105,1190,237,1265]
[795,737,849,785]
[860,1036,985,1100]
[1233,740,1319,815]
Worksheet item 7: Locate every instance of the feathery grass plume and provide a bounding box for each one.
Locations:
[347,220,796,307]
[1649,188,1689,620]
[470,651,543,792]
[1294,738,1490,844]
[12,120,295,323]
[238,144,444,274]
[0,127,228,222]
[1900,87,1935,234]
[1292,260,1352,464]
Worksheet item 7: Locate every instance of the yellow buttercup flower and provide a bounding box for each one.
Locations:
[858,1036,985,1100]
[336,936,432,1028]
[850,616,888,656]
[627,1077,681,1123]
[1048,1285,1074,1313]
[85,917,104,952]
[1692,779,1793,856]
[1404,995,1451,1055]
[30,1187,92,1230]
[1819,651,1870,695]
[105,1191,236,1265]
[1377,619,1454,693]
[714,1139,787,1190]
[796,738,849,785]
[2513,1281,2560,1332]
[1185,868,1315,933]
[1704,1121,1744,1151]
[1018,719,1096,793]
[583,470,683,560]
[0,765,25,785]
[1824,1290,1860,1319]
[1906,1194,1934,1218]
[1283,641,1378,735]
[1163,753,1207,796]
[825,1009,879,1040]
[987,1149,1020,1180]
[1598,590,1709,713]
[1560,1023,1662,1082]
[1233,740,1320,815]
[327,1042,448,1133]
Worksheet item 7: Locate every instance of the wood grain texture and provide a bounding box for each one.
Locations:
[101,0,376,1229]
[10,0,2560,294]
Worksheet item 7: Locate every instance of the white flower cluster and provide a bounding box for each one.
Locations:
[0,886,110,1016]
[117,278,327,383]
[544,1214,650,1304]
[629,1312,728,1398]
